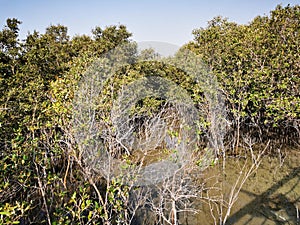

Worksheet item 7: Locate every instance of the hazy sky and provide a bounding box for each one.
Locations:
[1,0,298,46]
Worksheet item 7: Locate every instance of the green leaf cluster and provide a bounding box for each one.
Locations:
[186,5,299,143]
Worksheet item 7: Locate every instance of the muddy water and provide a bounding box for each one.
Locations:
[184,149,300,225]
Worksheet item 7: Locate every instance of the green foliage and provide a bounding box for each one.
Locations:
[0,4,299,224]
[186,4,300,143]
[0,18,133,224]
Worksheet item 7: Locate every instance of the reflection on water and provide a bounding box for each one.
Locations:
[132,149,299,225]
[189,149,300,225]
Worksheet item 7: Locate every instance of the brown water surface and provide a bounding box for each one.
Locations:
[185,149,300,225]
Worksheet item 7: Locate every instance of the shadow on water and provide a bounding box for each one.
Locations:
[226,166,300,225]
[132,153,300,225]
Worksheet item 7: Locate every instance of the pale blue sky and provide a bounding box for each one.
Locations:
[1,0,298,45]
